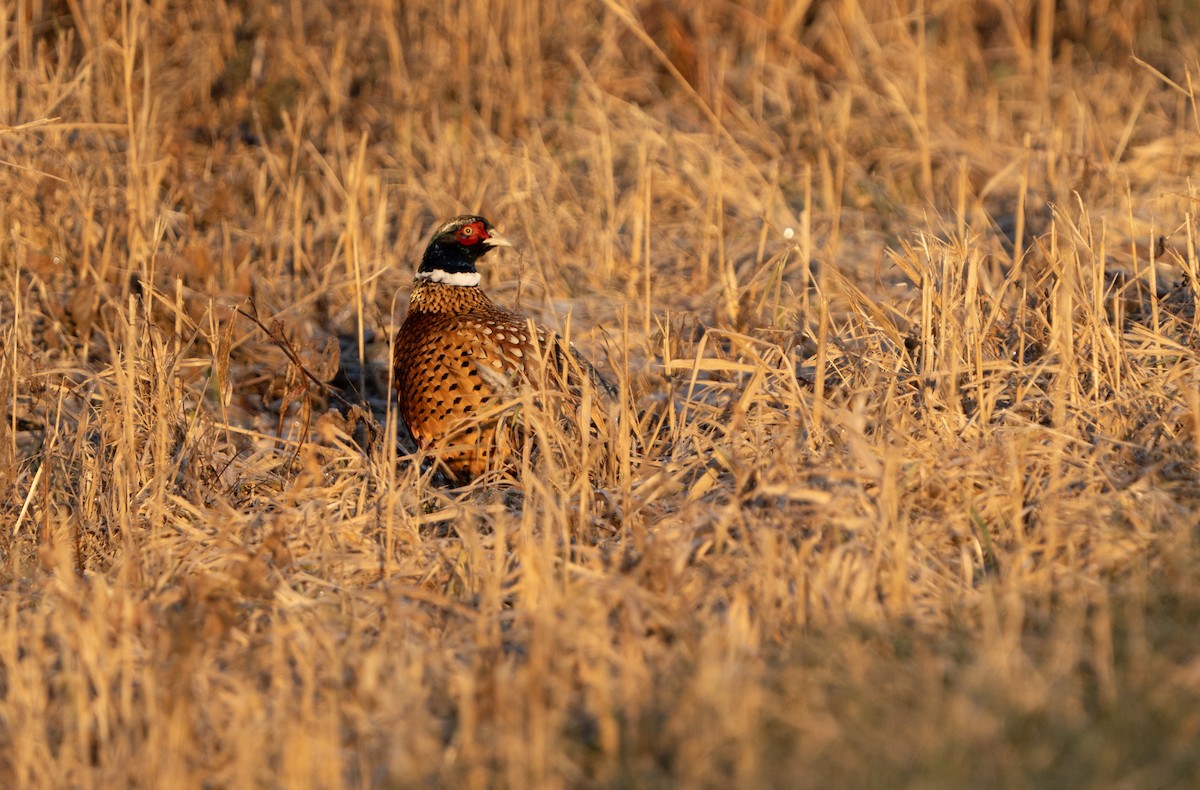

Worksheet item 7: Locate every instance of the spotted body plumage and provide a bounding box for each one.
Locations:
[393,215,614,480]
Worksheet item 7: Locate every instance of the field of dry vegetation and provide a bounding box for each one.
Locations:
[4,0,1200,786]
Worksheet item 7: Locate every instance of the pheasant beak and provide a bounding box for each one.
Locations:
[483,230,513,249]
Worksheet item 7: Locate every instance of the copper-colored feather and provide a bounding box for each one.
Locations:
[393,216,614,481]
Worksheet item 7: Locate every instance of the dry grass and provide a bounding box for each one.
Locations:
[3,0,1200,786]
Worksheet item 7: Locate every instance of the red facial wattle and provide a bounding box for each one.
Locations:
[456,221,488,245]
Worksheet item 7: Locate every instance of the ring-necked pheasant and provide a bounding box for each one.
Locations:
[393,215,616,481]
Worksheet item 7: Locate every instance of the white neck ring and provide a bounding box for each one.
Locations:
[415,269,481,287]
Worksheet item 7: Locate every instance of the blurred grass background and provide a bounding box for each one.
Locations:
[3,0,1200,786]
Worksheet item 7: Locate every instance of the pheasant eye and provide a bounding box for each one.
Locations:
[456,223,487,244]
